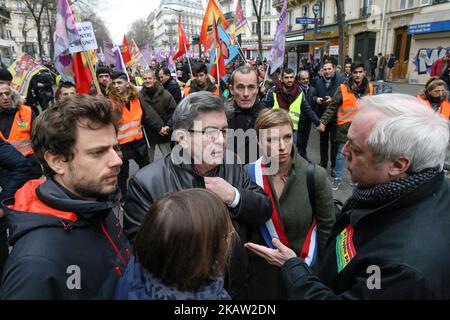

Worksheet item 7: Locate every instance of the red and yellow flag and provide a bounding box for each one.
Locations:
[173,20,190,61]
[210,14,226,81]
[73,52,93,95]
[121,35,132,65]
[199,0,229,51]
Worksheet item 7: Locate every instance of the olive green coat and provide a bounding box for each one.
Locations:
[246,152,335,300]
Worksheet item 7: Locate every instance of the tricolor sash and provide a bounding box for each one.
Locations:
[248,157,318,267]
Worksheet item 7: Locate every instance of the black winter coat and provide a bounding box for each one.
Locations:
[313,74,345,117]
[280,172,450,299]
[162,78,182,105]
[227,100,267,164]
[123,152,272,299]
[0,179,132,300]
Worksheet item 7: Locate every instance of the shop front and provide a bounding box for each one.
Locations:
[408,19,450,84]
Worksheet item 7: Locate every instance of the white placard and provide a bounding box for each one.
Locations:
[69,21,98,53]
[287,52,298,73]
[329,45,339,56]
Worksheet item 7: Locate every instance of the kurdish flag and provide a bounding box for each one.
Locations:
[199,0,229,51]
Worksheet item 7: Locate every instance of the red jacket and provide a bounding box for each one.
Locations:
[431,57,447,77]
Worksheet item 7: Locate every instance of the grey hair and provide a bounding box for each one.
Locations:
[299,70,310,78]
[172,92,230,130]
[141,69,156,77]
[358,94,450,172]
[229,65,258,86]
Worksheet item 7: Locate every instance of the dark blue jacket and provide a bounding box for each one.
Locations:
[313,74,345,117]
[280,172,450,299]
[0,140,32,201]
[0,179,132,300]
[115,257,230,300]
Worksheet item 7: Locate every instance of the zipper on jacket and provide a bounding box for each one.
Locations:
[101,222,127,267]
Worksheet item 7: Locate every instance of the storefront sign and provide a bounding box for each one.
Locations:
[286,35,305,42]
[408,20,450,35]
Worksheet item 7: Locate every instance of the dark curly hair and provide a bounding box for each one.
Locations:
[31,95,120,177]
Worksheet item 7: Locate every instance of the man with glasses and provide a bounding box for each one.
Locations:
[123,92,272,299]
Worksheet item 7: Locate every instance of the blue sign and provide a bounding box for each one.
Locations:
[296,17,316,25]
[408,20,450,35]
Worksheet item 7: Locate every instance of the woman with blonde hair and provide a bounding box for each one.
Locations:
[417,77,450,120]
[115,189,237,300]
[246,108,335,299]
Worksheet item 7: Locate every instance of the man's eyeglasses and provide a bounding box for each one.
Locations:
[0,91,11,97]
[189,127,230,140]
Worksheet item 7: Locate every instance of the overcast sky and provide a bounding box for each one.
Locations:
[97,0,207,44]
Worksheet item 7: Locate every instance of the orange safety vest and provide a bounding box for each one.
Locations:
[112,98,144,145]
[0,105,33,156]
[337,83,374,126]
[184,84,220,97]
[416,95,450,121]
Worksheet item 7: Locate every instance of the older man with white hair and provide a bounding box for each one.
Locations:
[245,94,450,299]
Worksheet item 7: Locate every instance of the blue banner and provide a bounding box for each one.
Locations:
[296,17,316,25]
[408,20,450,35]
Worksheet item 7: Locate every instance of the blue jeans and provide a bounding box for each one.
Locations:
[334,143,347,180]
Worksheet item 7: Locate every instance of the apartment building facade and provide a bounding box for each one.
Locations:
[219,0,279,60]
[151,0,204,51]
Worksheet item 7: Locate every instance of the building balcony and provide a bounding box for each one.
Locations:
[0,5,11,22]
[360,7,371,18]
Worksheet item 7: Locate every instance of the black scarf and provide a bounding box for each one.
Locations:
[348,167,440,209]
[425,92,445,112]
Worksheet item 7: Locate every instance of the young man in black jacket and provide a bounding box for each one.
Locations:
[158,67,182,105]
[0,96,132,299]
[124,92,272,299]
[246,94,450,299]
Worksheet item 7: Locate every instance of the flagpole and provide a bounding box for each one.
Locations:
[234,39,248,64]
[262,63,270,90]
[216,47,220,83]
[82,51,102,94]
[184,42,193,78]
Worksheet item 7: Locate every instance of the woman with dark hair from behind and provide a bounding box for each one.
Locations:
[115,189,237,300]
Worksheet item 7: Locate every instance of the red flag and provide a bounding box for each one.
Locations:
[121,35,132,65]
[73,52,93,95]
[173,20,190,61]
[210,14,226,81]
[199,0,229,51]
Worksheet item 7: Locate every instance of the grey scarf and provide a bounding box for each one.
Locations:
[348,167,440,209]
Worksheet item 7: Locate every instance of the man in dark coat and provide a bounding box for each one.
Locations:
[297,70,318,160]
[124,92,272,300]
[313,61,345,174]
[227,65,267,164]
[0,96,131,299]
[139,69,177,162]
[158,67,182,105]
[246,94,450,299]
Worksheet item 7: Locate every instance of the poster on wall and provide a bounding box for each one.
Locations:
[287,52,297,73]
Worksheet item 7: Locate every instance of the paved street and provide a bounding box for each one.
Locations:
[129,81,426,204]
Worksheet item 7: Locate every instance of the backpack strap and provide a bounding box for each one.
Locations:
[306,162,316,218]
